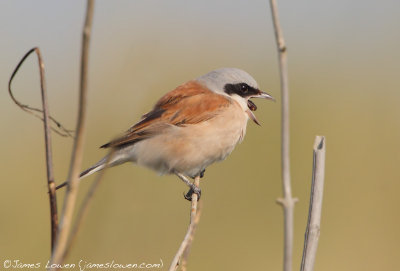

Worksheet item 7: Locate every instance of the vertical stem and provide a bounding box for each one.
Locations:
[180,199,203,271]
[300,136,326,271]
[35,47,59,252]
[62,150,115,260]
[8,48,63,255]
[49,0,94,267]
[169,176,202,271]
[269,1,297,271]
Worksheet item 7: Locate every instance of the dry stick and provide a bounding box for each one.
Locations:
[8,48,59,251]
[36,48,59,252]
[169,176,201,271]
[180,200,203,271]
[300,136,326,271]
[8,49,73,138]
[8,50,74,138]
[269,1,298,271]
[50,0,94,267]
[62,150,116,261]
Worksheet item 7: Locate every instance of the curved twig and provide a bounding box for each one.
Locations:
[8,48,74,138]
[9,47,59,251]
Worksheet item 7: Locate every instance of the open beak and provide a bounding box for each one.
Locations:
[246,90,275,126]
[253,90,275,101]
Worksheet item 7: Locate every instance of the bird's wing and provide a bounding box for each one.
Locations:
[100,80,232,149]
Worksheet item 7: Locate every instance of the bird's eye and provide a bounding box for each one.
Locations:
[241,84,249,93]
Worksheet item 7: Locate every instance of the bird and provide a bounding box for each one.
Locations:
[56,68,274,200]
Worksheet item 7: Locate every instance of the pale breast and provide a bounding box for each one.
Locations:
[131,100,249,177]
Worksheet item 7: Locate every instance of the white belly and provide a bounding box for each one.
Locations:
[126,104,248,178]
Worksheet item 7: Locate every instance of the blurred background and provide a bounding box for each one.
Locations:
[1,0,399,270]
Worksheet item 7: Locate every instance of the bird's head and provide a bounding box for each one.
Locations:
[196,68,275,125]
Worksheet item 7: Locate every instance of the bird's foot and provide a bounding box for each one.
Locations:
[200,169,206,178]
[184,185,201,201]
[175,171,202,201]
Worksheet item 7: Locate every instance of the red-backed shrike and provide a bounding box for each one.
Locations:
[57,68,274,200]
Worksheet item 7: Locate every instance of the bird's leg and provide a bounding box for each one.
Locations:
[200,169,206,178]
[175,172,201,201]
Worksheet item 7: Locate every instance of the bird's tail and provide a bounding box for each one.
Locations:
[55,151,127,190]
[79,157,109,179]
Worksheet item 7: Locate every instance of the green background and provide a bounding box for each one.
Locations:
[1,1,399,270]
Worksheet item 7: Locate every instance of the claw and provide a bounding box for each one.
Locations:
[175,172,202,201]
[184,186,201,201]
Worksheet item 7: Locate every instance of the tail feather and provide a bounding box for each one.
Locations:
[55,151,129,190]
[79,157,108,179]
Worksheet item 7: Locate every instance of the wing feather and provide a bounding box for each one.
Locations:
[101,81,231,149]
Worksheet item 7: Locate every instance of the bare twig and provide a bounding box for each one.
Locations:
[269,1,298,271]
[8,48,59,251]
[300,136,326,271]
[50,0,94,267]
[36,48,59,252]
[169,176,202,271]
[180,200,203,271]
[8,50,74,138]
[62,150,115,260]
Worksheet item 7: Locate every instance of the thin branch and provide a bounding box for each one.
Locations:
[62,150,115,261]
[300,136,326,271]
[180,200,203,271]
[8,48,74,138]
[269,1,297,271]
[169,176,202,271]
[50,0,94,267]
[36,48,59,252]
[9,48,59,252]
